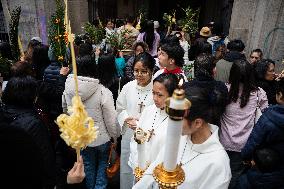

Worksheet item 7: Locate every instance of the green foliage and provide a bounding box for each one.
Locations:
[105,30,130,51]
[9,6,21,61]
[180,6,200,35]
[48,0,67,64]
[83,22,105,45]
[137,6,148,23]
[162,10,176,28]
[183,63,194,81]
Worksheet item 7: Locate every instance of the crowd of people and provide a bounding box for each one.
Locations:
[0,16,283,189]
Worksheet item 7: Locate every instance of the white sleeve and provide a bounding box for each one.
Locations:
[128,108,148,171]
[116,83,130,131]
[62,92,68,113]
[132,174,157,189]
[132,145,165,189]
[128,136,137,171]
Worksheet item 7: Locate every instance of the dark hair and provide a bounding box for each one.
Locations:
[11,61,34,77]
[227,39,245,52]
[0,42,13,60]
[79,43,93,57]
[211,22,225,38]
[2,76,37,108]
[143,20,155,50]
[77,56,97,78]
[125,16,135,24]
[160,36,185,67]
[194,53,215,79]
[250,48,263,59]
[97,54,117,87]
[229,59,257,108]
[253,148,280,173]
[254,59,275,80]
[153,73,178,96]
[133,52,155,72]
[160,35,180,46]
[115,19,124,28]
[32,44,50,80]
[183,82,227,123]
[189,38,212,59]
[132,41,148,53]
[25,39,42,64]
[92,19,100,27]
[276,78,284,97]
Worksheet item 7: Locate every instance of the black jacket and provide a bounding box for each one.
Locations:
[256,80,277,105]
[235,168,284,189]
[185,75,228,125]
[36,74,67,118]
[0,104,56,188]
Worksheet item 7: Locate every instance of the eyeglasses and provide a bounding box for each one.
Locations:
[134,70,149,76]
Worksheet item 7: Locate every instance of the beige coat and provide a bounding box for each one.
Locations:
[62,74,120,147]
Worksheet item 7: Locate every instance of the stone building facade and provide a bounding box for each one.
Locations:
[229,0,284,70]
[0,0,283,67]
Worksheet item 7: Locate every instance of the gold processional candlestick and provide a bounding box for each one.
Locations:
[152,80,191,189]
[133,127,151,181]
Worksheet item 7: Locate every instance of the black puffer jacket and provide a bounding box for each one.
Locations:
[0,104,56,189]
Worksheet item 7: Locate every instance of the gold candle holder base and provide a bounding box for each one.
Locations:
[134,167,145,181]
[153,163,185,189]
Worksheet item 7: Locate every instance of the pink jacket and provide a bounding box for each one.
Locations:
[219,85,268,152]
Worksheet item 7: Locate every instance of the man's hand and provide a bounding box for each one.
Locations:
[124,117,139,130]
[67,156,85,184]
[60,67,70,76]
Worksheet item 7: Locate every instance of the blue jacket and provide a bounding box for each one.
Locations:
[241,105,284,169]
[43,61,61,84]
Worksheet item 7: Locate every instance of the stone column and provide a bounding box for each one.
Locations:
[68,0,89,34]
[229,0,284,71]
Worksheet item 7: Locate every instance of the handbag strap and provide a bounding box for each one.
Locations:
[108,143,116,163]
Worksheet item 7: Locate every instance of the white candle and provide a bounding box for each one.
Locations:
[137,142,147,170]
[163,93,185,171]
[135,121,147,170]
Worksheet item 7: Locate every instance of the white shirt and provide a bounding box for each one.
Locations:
[128,104,168,170]
[116,80,154,175]
[180,40,190,65]
[116,80,154,133]
[133,124,231,189]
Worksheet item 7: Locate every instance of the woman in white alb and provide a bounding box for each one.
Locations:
[116,52,155,189]
[128,73,178,170]
[133,82,232,189]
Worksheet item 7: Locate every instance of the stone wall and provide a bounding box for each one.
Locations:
[229,0,284,71]
[0,0,88,49]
